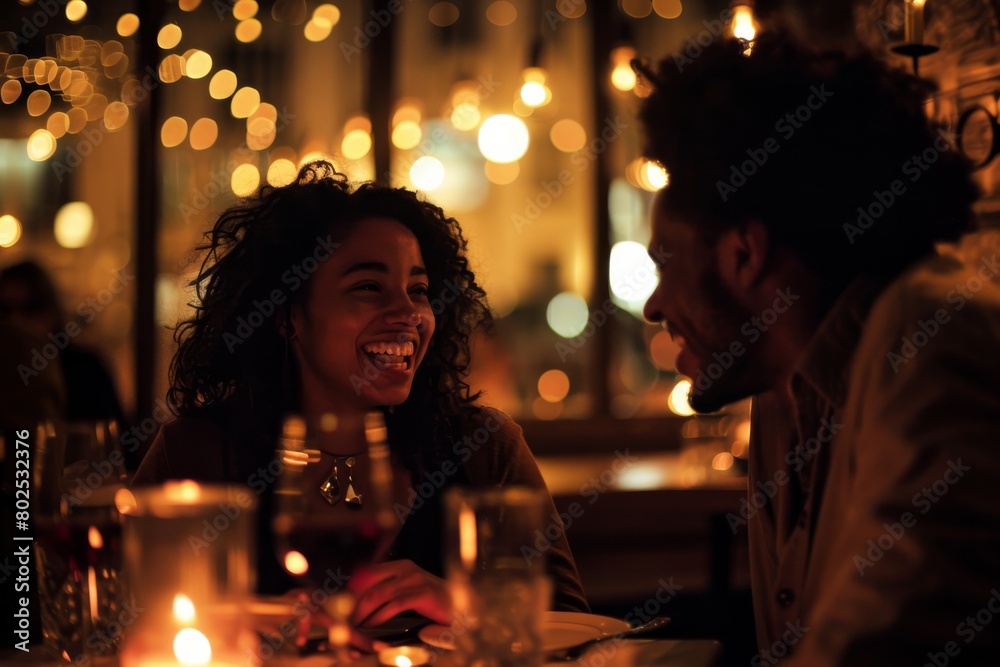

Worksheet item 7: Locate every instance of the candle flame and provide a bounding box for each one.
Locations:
[396,657,413,667]
[114,488,137,515]
[173,628,212,666]
[164,480,203,503]
[733,6,757,42]
[458,507,477,569]
[87,525,104,549]
[173,594,196,623]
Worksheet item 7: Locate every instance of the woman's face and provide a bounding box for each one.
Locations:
[289,217,436,412]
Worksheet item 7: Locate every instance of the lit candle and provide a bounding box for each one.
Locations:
[377,645,433,667]
[905,0,927,44]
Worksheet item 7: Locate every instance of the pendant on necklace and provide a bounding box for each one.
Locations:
[319,460,341,506]
[344,456,363,507]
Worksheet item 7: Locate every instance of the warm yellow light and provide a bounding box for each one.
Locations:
[304,19,332,42]
[643,160,669,190]
[483,160,518,185]
[231,163,260,196]
[209,69,238,99]
[393,102,421,126]
[396,657,413,667]
[611,62,637,92]
[537,369,570,403]
[161,116,188,148]
[668,380,696,417]
[232,0,258,20]
[391,120,422,150]
[230,87,261,118]
[478,114,529,164]
[546,292,589,338]
[267,159,297,187]
[113,488,137,515]
[66,107,87,134]
[189,118,218,151]
[54,202,94,248]
[341,129,372,160]
[65,0,87,22]
[164,480,202,503]
[27,129,56,161]
[184,50,212,79]
[27,90,51,117]
[653,0,683,19]
[157,24,183,50]
[732,5,756,43]
[235,18,262,43]
[450,102,480,131]
[409,156,445,191]
[712,452,735,471]
[458,507,477,569]
[313,3,341,27]
[178,0,202,11]
[520,81,547,107]
[283,550,309,575]
[486,0,517,26]
[557,0,586,18]
[104,101,129,131]
[1,80,22,104]
[621,0,651,18]
[158,54,185,83]
[47,113,70,139]
[649,330,677,370]
[173,628,211,666]
[549,119,586,153]
[116,13,139,37]
[428,1,460,26]
[173,594,196,623]
[609,241,658,307]
[0,215,22,248]
[86,526,103,550]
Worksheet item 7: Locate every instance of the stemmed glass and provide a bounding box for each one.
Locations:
[272,410,396,662]
[34,420,128,663]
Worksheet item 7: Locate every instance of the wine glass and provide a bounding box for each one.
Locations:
[272,410,396,661]
[34,419,128,664]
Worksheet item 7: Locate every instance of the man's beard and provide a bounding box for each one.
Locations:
[685,267,758,414]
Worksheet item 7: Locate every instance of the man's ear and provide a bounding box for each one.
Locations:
[715,220,769,293]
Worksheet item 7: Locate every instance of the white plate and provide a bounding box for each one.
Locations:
[418,611,630,652]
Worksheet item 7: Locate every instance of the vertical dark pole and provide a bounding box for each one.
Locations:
[135,0,164,423]
[589,3,614,418]
[367,0,396,185]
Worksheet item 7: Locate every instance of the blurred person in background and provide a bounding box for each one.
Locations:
[0,260,124,425]
[637,30,999,666]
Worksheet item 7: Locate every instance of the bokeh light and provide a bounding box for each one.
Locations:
[117,13,139,37]
[450,102,480,131]
[104,101,129,131]
[184,50,212,79]
[233,0,258,20]
[409,156,445,191]
[609,241,658,315]
[26,90,51,116]
[189,118,218,150]
[313,4,341,27]
[235,18,263,43]
[668,380,696,416]
[428,2,460,26]
[0,215,22,248]
[160,116,188,148]
[65,0,87,22]
[484,160,518,185]
[478,114,528,164]
[304,19,333,42]
[231,87,261,118]
[391,120,422,150]
[231,163,260,196]
[341,129,372,160]
[486,1,517,26]
[157,24,183,50]
[27,129,56,161]
[48,112,70,138]
[550,119,586,153]
[209,70,238,99]
[267,159,297,187]
[54,202,94,248]
[546,292,589,338]
[537,369,570,402]
[653,0,683,19]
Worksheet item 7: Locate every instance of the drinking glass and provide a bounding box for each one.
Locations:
[444,486,553,667]
[272,411,396,662]
[34,420,128,664]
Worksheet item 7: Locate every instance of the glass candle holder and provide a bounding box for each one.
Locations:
[118,481,259,667]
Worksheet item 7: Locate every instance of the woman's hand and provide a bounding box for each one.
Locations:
[348,559,452,629]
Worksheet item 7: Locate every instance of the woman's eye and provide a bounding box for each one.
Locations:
[410,285,430,297]
[353,283,380,292]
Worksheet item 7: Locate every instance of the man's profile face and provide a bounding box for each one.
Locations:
[642,191,759,413]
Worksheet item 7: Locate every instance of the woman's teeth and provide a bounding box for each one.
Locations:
[362,342,415,356]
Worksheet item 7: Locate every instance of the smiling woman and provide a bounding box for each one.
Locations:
[131,161,588,643]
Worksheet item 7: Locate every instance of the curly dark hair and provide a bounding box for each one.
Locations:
[169,161,493,472]
[636,30,980,297]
